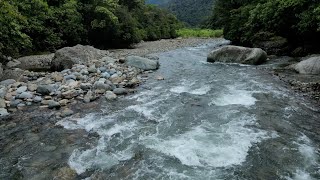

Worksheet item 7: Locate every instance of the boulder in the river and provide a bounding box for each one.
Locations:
[51,44,108,71]
[125,56,160,70]
[294,56,320,75]
[207,45,267,65]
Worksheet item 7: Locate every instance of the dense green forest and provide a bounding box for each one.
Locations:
[207,0,320,55]
[0,0,180,58]
[166,0,213,27]
[146,0,213,27]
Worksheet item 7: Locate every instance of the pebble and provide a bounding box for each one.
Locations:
[27,84,38,91]
[64,74,77,81]
[101,72,111,78]
[36,85,54,95]
[62,89,78,99]
[88,66,97,73]
[17,92,33,99]
[0,79,16,86]
[61,108,74,117]
[105,91,117,100]
[33,96,43,103]
[0,98,6,108]
[10,99,22,107]
[113,88,128,95]
[59,99,69,106]
[80,83,92,91]
[48,100,60,109]
[16,86,27,94]
[84,90,95,103]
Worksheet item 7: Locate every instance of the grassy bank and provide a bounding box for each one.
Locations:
[176,28,223,38]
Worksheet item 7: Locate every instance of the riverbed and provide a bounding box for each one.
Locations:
[1,39,320,179]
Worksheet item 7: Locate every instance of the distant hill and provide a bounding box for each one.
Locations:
[146,0,214,27]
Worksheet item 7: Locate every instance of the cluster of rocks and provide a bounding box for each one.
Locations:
[0,45,160,117]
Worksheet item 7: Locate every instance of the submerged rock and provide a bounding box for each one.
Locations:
[207,45,267,65]
[125,56,160,70]
[294,56,320,75]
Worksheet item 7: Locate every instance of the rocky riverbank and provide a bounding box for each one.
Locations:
[0,38,217,117]
[1,38,320,179]
[262,55,320,105]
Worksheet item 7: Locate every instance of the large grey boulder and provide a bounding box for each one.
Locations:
[51,45,108,71]
[14,54,54,70]
[294,56,320,75]
[207,45,267,65]
[125,56,159,70]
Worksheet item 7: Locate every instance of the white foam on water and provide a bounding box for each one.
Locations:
[190,85,211,95]
[286,134,319,180]
[126,98,165,120]
[296,135,317,166]
[210,89,257,106]
[170,80,210,95]
[144,114,270,168]
[56,114,115,133]
[127,87,161,102]
[286,170,314,180]
[69,137,134,174]
[67,120,138,174]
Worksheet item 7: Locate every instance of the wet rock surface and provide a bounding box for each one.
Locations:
[207,45,267,65]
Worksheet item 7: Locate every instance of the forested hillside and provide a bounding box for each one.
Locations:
[146,0,214,27]
[208,0,320,55]
[0,0,180,58]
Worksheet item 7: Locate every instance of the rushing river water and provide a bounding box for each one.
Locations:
[55,39,320,179]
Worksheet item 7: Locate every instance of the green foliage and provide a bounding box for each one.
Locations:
[176,28,223,38]
[0,1,31,56]
[208,0,320,53]
[0,0,180,57]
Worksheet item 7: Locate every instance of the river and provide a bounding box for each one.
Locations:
[2,39,320,179]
